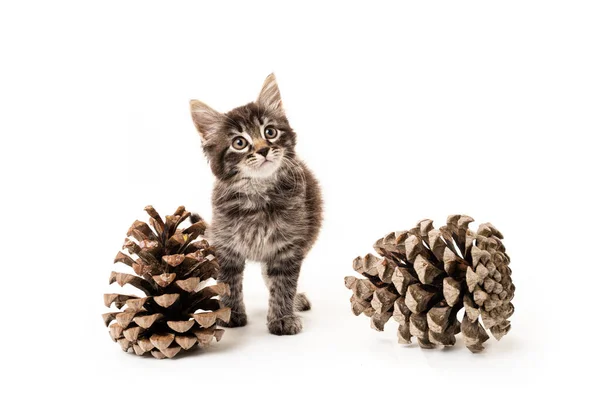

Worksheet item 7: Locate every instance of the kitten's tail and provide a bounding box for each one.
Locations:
[190,213,203,224]
[294,293,311,312]
[190,212,210,235]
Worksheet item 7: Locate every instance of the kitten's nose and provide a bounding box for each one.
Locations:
[256,148,270,157]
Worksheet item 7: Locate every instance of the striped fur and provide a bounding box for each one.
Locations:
[190,74,323,335]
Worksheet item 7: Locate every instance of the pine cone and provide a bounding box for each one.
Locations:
[345,215,515,353]
[103,206,231,359]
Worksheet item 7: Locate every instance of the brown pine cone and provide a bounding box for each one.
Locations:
[103,206,231,359]
[345,215,515,353]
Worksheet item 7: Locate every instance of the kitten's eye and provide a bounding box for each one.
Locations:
[232,136,248,150]
[264,127,278,140]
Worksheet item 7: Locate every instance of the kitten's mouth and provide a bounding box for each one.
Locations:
[242,153,281,178]
[256,159,274,168]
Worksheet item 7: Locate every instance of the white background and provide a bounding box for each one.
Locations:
[1,1,598,398]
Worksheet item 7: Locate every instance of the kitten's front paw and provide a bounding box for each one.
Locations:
[268,315,303,335]
[218,311,247,328]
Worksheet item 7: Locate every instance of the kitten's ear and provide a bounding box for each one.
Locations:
[190,100,222,142]
[257,73,284,112]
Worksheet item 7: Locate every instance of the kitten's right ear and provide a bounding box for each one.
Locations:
[190,100,222,142]
[257,73,284,113]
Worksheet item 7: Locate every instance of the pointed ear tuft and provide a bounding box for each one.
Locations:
[257,73,283,112]
[190,100,222,142]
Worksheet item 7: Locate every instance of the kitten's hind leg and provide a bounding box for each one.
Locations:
[217,250,248,327]
[294,293,311,312]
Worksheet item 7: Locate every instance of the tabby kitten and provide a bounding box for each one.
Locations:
[190,74,322,335]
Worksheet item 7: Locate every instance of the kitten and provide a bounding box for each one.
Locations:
[189,74,323,335]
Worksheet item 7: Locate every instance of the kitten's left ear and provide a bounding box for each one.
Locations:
[190,100,223,142]
[257,73,284,112]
